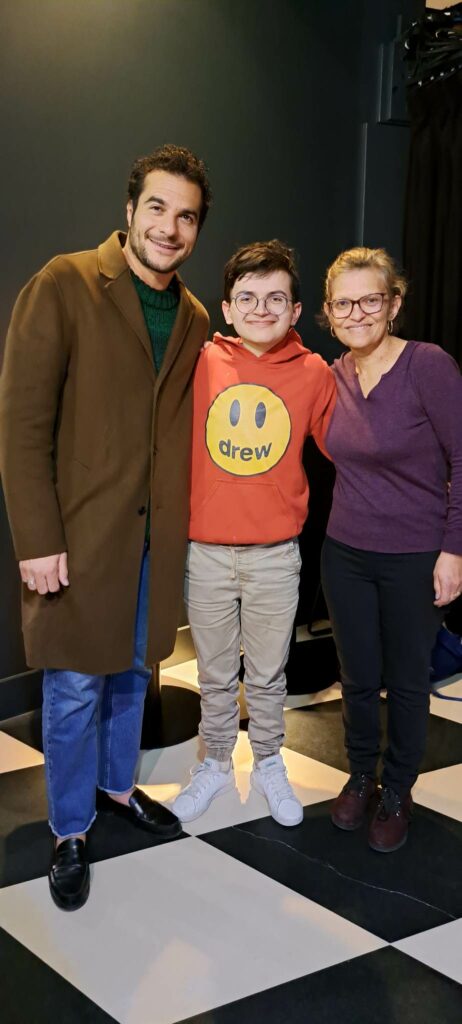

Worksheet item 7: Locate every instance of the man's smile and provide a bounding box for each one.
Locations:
[146,236,181,251]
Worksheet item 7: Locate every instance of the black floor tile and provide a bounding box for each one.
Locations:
[286,635,339,693]
[284,698,462,774]
[140,684,201,748]
[239,636,338,696]
[178,946,462,1024]
[0,765,186,889]
[420,709,462,773]
[1,684,201,754]
[0,669,43,721]
[200,800,462,942]
[0,708,43,751]
[0,926,118,1024]
[284,699,347,770]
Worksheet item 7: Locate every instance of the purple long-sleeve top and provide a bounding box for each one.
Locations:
[325,341,462,555]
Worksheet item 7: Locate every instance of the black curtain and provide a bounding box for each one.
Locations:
[403,71,462,365]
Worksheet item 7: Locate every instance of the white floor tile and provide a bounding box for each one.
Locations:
[0,838,385,1024]
[284,682,341,709]
[138,734,200,781]
[161,659,199,693]
[413,764,462,823]
[394,919,462,985]
[137,731,348,836]
[430,676,462,724]
[0,731,44,774]
[296,622,332,641]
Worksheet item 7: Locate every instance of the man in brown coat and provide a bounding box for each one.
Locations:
[0,144,211,910]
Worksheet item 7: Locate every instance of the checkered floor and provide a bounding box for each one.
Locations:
[1,652,462,1024]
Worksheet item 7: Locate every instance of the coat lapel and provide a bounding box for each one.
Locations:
[156,283,194,385]
[98,233,196,386]
[98,232,155,378]
[105,274,155,376]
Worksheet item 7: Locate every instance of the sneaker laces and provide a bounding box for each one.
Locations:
[377,787,402,820]
[187,760,225,798]
[260,761,294,803]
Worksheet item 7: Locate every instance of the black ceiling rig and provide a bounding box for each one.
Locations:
[403,3,462,87]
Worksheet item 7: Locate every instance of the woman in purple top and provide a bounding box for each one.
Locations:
[320,246,462,853]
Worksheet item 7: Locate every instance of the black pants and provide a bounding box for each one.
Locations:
[321,537,443,795]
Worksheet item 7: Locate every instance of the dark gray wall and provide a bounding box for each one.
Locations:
[0,0,423,707]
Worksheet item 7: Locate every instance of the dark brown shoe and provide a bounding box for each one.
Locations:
[368,787,413,853]
[331,773,377,831]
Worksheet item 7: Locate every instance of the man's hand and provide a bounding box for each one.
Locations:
[433,552,462,607]
[19,553,69,595]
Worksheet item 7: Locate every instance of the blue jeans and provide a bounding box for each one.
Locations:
[42,549,151,838]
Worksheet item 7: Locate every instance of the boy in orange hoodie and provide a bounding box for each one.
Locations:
[173,240,335,826]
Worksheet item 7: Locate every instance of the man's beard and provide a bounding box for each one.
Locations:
[128,226,184,276]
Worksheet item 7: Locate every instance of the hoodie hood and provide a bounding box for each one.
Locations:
[211,328,310,364]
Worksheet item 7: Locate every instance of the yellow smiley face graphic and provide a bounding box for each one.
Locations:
[205,384,291,476]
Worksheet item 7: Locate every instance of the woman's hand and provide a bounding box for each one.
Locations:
[433,552,462,607]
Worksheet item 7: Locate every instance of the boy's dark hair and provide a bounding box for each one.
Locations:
[127,144,212,229]
[223,240,300,302]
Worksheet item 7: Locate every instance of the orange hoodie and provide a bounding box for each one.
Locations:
[189,329,336,544]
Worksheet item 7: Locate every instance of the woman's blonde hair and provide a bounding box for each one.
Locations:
[319,247,407,328]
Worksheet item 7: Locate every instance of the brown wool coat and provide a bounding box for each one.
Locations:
[0,232,209,673]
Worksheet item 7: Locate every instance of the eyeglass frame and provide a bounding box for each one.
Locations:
[327,292,388,319]
[230,291,294,316]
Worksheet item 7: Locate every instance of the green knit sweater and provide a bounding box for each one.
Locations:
[131,271,180,372]
[131,272,180,543]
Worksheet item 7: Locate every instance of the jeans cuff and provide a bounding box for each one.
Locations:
[50,809,97,840]
[97,785,134,795]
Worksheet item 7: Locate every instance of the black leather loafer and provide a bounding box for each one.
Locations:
[97,787,182,837]
[49,838,90,911]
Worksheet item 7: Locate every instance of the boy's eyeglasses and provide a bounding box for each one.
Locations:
[231,292,292,316]
[328,293,387,318]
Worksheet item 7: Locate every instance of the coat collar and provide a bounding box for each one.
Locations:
[97,231,131,280]
[98,232,194,380]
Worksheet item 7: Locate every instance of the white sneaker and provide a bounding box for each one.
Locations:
[172,758,235,822]
[251,754,303,826]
